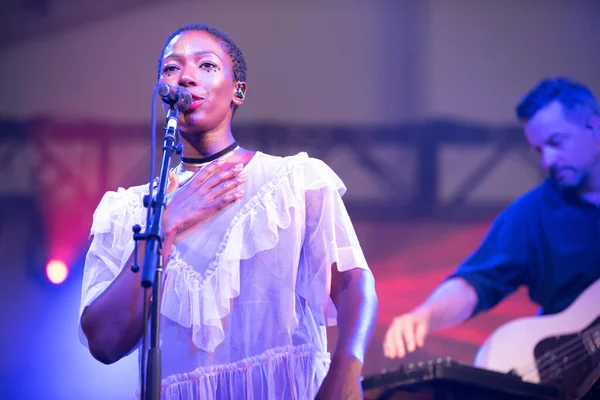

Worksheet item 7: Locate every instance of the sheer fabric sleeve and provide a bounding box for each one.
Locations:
[77,186,146,347]
[297,158,371,326]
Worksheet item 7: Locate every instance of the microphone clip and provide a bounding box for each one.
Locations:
[157,83,192,111]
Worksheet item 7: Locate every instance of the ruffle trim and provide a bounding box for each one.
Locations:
[161,153,344,352]
[90,185,149,259]
[136,344,331,399]
[91,186,148,233]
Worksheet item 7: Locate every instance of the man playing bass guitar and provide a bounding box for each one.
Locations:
[383,77,600,399]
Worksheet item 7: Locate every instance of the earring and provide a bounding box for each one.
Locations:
[235,85,245,99]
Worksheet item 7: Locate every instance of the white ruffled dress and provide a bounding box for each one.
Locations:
[78,152,371,400]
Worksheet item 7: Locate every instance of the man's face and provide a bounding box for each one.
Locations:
[524,100,600,191]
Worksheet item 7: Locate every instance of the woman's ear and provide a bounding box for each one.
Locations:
[232,81,247,106]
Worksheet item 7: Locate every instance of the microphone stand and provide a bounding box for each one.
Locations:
[132,103,182,400]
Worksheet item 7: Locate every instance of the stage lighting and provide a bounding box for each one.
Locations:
[46,259,69,284]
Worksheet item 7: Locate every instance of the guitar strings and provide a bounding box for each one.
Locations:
[528,347,590,382]
[516,325,598,383]
[521,337,591,380]
[536,345,592,379]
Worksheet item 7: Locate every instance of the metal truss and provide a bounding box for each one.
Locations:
[232,120,543,220]
[0,118,543,222]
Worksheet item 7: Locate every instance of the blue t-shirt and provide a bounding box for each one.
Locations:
[450,178,600,317]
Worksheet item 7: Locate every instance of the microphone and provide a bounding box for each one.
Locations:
[156,83,192,111]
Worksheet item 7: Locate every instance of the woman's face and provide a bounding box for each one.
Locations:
[159,30,241,133]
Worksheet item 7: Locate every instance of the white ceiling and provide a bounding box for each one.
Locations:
[0,0,163,49]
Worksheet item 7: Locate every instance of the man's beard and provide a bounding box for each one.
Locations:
[550,165,588,193]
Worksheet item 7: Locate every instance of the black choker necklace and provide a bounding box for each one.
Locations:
[181,141,239,165]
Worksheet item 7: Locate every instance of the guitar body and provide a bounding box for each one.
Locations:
[474,278,600,399]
